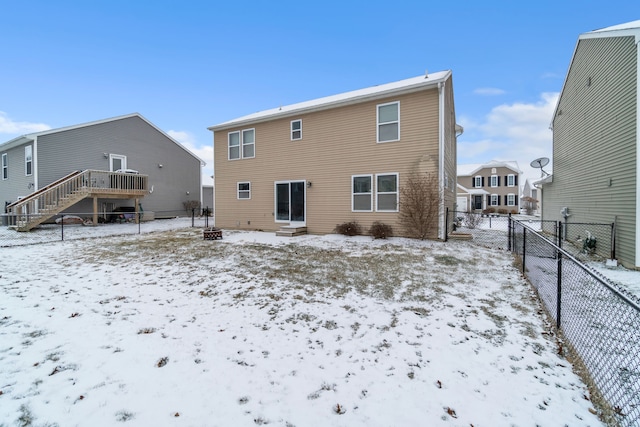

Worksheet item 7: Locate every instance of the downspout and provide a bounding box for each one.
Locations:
[438,81,445,240]
[635,37,640,267]
[211,130,216,227]
[33,136,38,192]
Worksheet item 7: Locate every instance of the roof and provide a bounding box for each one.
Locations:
[457,160,522,176]
[456,183,489,195]
[208,71,452,131]
[587,20,640,37]
[0,113,205,166]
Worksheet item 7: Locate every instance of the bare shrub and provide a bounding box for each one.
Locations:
[399,172,439,240]
[463,211,483,229]
[522,196,537,215]
[334,221,362,236]
[369,221,393,239]
[183,200,201,213]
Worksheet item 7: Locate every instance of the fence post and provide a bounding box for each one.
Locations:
[508,213,512,252]
[556,247,562,329]
[191,208,195,227]
[521,227,526,274]
[610,220,616,260]
[445,207,449,242]
[60,214,64,241]
[138,212,141,234]
[557,221,563,249]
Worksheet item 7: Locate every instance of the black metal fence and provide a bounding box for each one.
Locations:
[510,218,640,426]
[0,208,212,247]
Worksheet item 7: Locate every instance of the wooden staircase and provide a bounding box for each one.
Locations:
[275,225,307,237]
[7,170,148,231]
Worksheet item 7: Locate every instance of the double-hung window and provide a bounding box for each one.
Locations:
[237,182,251,199]
[377,101,399,143]
[490,175,499,187]
[25,145,33,176]
[352,175,372,211]
[228,129,255,160]
[507,174,515,187]
[507,194,516,206]
[376,173,398,211]
[2,153,7,180]
[490,194,499,206]
[291,119,302,140]
[473,176,482,188]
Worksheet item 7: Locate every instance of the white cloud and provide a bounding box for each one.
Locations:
[459,92,559,183]
[167,130,214,183]
[0,111,50,134]
[473,87,506,96]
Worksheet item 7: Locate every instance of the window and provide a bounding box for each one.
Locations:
[376,173,398,211]
[352,175,372,212]
[444,172,449,189]
[25,145,33,176]
[474,176,482,188]
[377,101,399,143]
[237,182,251,199]
[507,193,516,206]
[490,194,499,206]
[507,174,516,187]
[490,175,499,187]
[291,119,302,140]
[228,132,240,159]
[242,129,255,158]
[2,153,7,180]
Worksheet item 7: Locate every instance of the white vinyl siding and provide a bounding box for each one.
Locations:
[291,119,302,140]
[376,173,398,212]
[352,175,372,212]
[377,101,399,143]
[25,145,33,176]
[2,153,7,180]
[237,182,251,199]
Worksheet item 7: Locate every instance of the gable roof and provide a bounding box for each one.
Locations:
[551,20,640,127]
[0,113,206,166]
[457,160,522,176]
[208,71,452,131]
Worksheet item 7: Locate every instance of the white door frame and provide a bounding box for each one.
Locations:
[274,180,306,226]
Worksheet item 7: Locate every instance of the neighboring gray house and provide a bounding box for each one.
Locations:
[0,113,204,226]
[541,20,640,268]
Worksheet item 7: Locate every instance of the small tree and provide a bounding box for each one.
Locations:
[183,200,201,214]
[522,196,538,215]
[399,172,440,240]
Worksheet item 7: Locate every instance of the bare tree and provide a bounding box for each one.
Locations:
[521,196,538,215]
[399,172,440,239]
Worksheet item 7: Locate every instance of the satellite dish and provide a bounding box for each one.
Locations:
[530,157,550,177]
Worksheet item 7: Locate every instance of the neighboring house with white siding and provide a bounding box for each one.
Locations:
[208,71,461,239]
[457,160,522,213]
[0,113,204,225]
[540,20,640,269]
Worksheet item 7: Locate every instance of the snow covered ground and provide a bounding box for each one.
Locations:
[1,219,605,426]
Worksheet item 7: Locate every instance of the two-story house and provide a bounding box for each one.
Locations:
[208,71,461,239]
[541,20,640,268]
[457,160,522,213]
[0,113,205,229]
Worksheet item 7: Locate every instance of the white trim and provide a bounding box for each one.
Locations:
[375,172,399,212]
[352,174,373,212]
[1,153,7,180]
[490,175,498,187]
[490,194,499,206]
[237,181,251,200]
[376,101,400,143]
[507,174,516,187]
[242,128,256,159]
[474,176,482,188]
[228,131,240,160]
[507,193,516,206]
[109,154,127,172]
[274,180,307,225]
[438,81,445,239]
[291,119,302,141]
[24,145,33,176]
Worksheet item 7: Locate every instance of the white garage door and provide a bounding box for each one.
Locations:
[456,197,467,213]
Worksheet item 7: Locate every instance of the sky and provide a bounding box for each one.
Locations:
[1,1,638,185]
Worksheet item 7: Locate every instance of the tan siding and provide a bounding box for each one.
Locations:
[214,85,454,237]
[544,36,637,267]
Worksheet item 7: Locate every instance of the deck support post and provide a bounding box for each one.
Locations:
[93,197,98,226]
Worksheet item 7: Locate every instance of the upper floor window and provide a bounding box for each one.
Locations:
[507,174,516,187]
[2,153,7,180]
[490,194,499,206]
[490,175,499,187]
[229,129,255,160]
[291,119,302,140]
[25,145,33,176]
[506,194,516,206]
[352,175,373,212]
[237,182,251,199]
[377,101,399,143]
[473,176,482,188]
[376,173,398,211]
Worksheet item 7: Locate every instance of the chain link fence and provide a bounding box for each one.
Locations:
[510,219,640,426]
[0,209,212,247]
[447,210,511,250]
